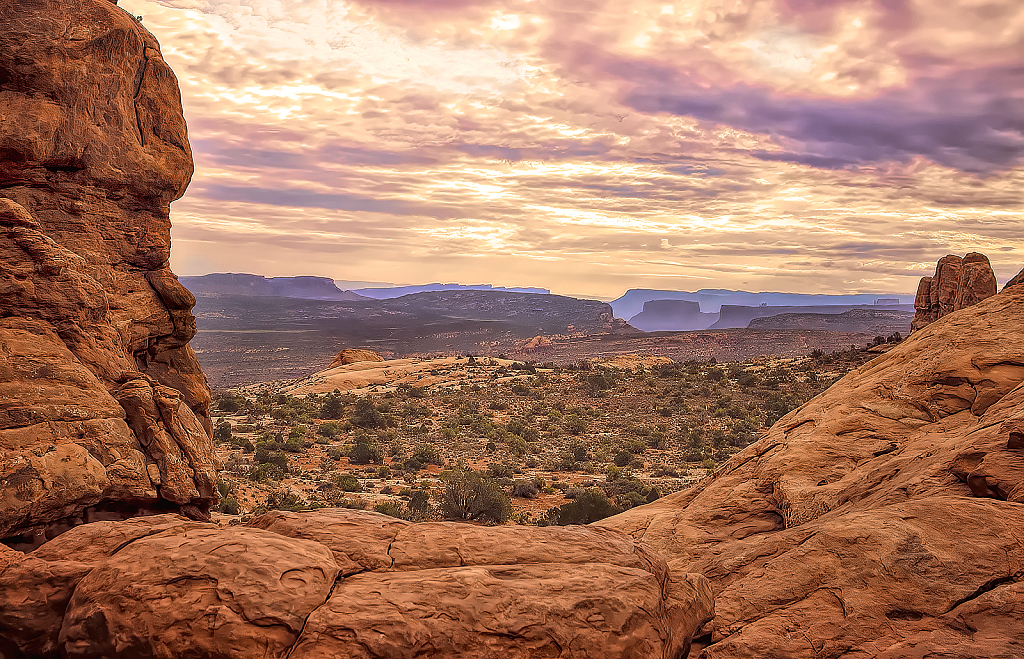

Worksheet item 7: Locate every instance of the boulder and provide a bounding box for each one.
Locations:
[0,0,214,541]
[329,348,386,368]
[601,285,1024,657]
[2,510,713,659]
[911,253,997,332]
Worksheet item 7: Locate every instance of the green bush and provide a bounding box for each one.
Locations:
[349,434,384,465]
[403,443,443,472]
[332,472,362,492]
[438,468,511,524]
[213,421,232,442]
[351,398,387,429]
[549,489,619,525]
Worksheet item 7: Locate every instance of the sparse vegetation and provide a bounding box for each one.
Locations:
[211,349,874,522]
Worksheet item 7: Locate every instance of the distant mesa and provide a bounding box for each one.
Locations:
[351,282,550,300]
[748,308,913,335]
[329,349,385,369]
[910,253,998,332]
[610,289,911,320]
[712,302,915,330]
[180,273,368,301]
[628,299,718,332]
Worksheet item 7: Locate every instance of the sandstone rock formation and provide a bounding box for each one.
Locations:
[329,348,386,368]
[602,285,1024,658]
[1003,265,1024,291]
[0,0,215,542]
[1,510,714,659]
[911,252,997,332]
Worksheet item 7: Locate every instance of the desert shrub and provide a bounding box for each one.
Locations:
[349,434,384,465]
[564,414,588,435]
[251,463,284,482]
[488,463,516,479]
[438,468,511,524]
[213,391,248,414]
[373,501,406,519]
[403,442,443,472]
[217,498,240,515]
[351,398,388,429]
[264,490,307,512]
[505,435,529,455]
[332,472,362,492]
[254,448,289,469]
[213,421,232,442]
[511,480,539,499]
[549,489,619,525]
[317,422,341,438]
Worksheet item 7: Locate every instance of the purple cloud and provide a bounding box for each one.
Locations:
[622,63,1024,173]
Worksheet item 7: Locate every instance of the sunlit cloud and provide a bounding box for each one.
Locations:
[118,0,1024,298]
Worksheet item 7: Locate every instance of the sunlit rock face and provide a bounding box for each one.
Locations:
[910,252,998,333]
[1,510,714,659]
[602,285,1024,658]
[0,0,215,541]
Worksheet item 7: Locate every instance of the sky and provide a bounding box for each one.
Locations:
[119,0,1024,299]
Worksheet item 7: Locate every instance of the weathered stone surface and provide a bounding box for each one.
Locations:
[4,511,712,659]
[252,511,711,659]
[601,286,1024,658]
[0,0,214,539]
[329,348,386,368]
[59,525,340,659]
[911,253,997,332]
[290,563,690,659]
[954,252,998,311]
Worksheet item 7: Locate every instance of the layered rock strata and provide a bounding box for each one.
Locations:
[0,0,215,541]
[1,510,714,659]
[910,252,997,332]
[602,285,1024,658]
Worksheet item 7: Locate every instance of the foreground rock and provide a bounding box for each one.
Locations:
[602,286,1024,658]
[1,510,713,659]
[0,0,214,541]
[910,252,997,332]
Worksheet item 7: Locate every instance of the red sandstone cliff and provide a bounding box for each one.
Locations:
[0,0,216,540]
[911,252,998,332]
[602,284,1024,657]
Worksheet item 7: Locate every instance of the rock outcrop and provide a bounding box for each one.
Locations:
[1,510,714,659]
[911,252,997,332]
[329,348,386,368]
[0,0,215,542]
[601,285,1024,658]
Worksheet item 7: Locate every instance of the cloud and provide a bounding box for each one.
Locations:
[116,0,1024,297]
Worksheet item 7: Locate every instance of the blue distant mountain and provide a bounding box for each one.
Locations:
[610,289,914,320]
[351,283,550,299]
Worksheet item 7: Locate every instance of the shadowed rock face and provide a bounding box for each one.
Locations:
[0,0,215,541]
[911,253,997,332]
[601,286,1024,658]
